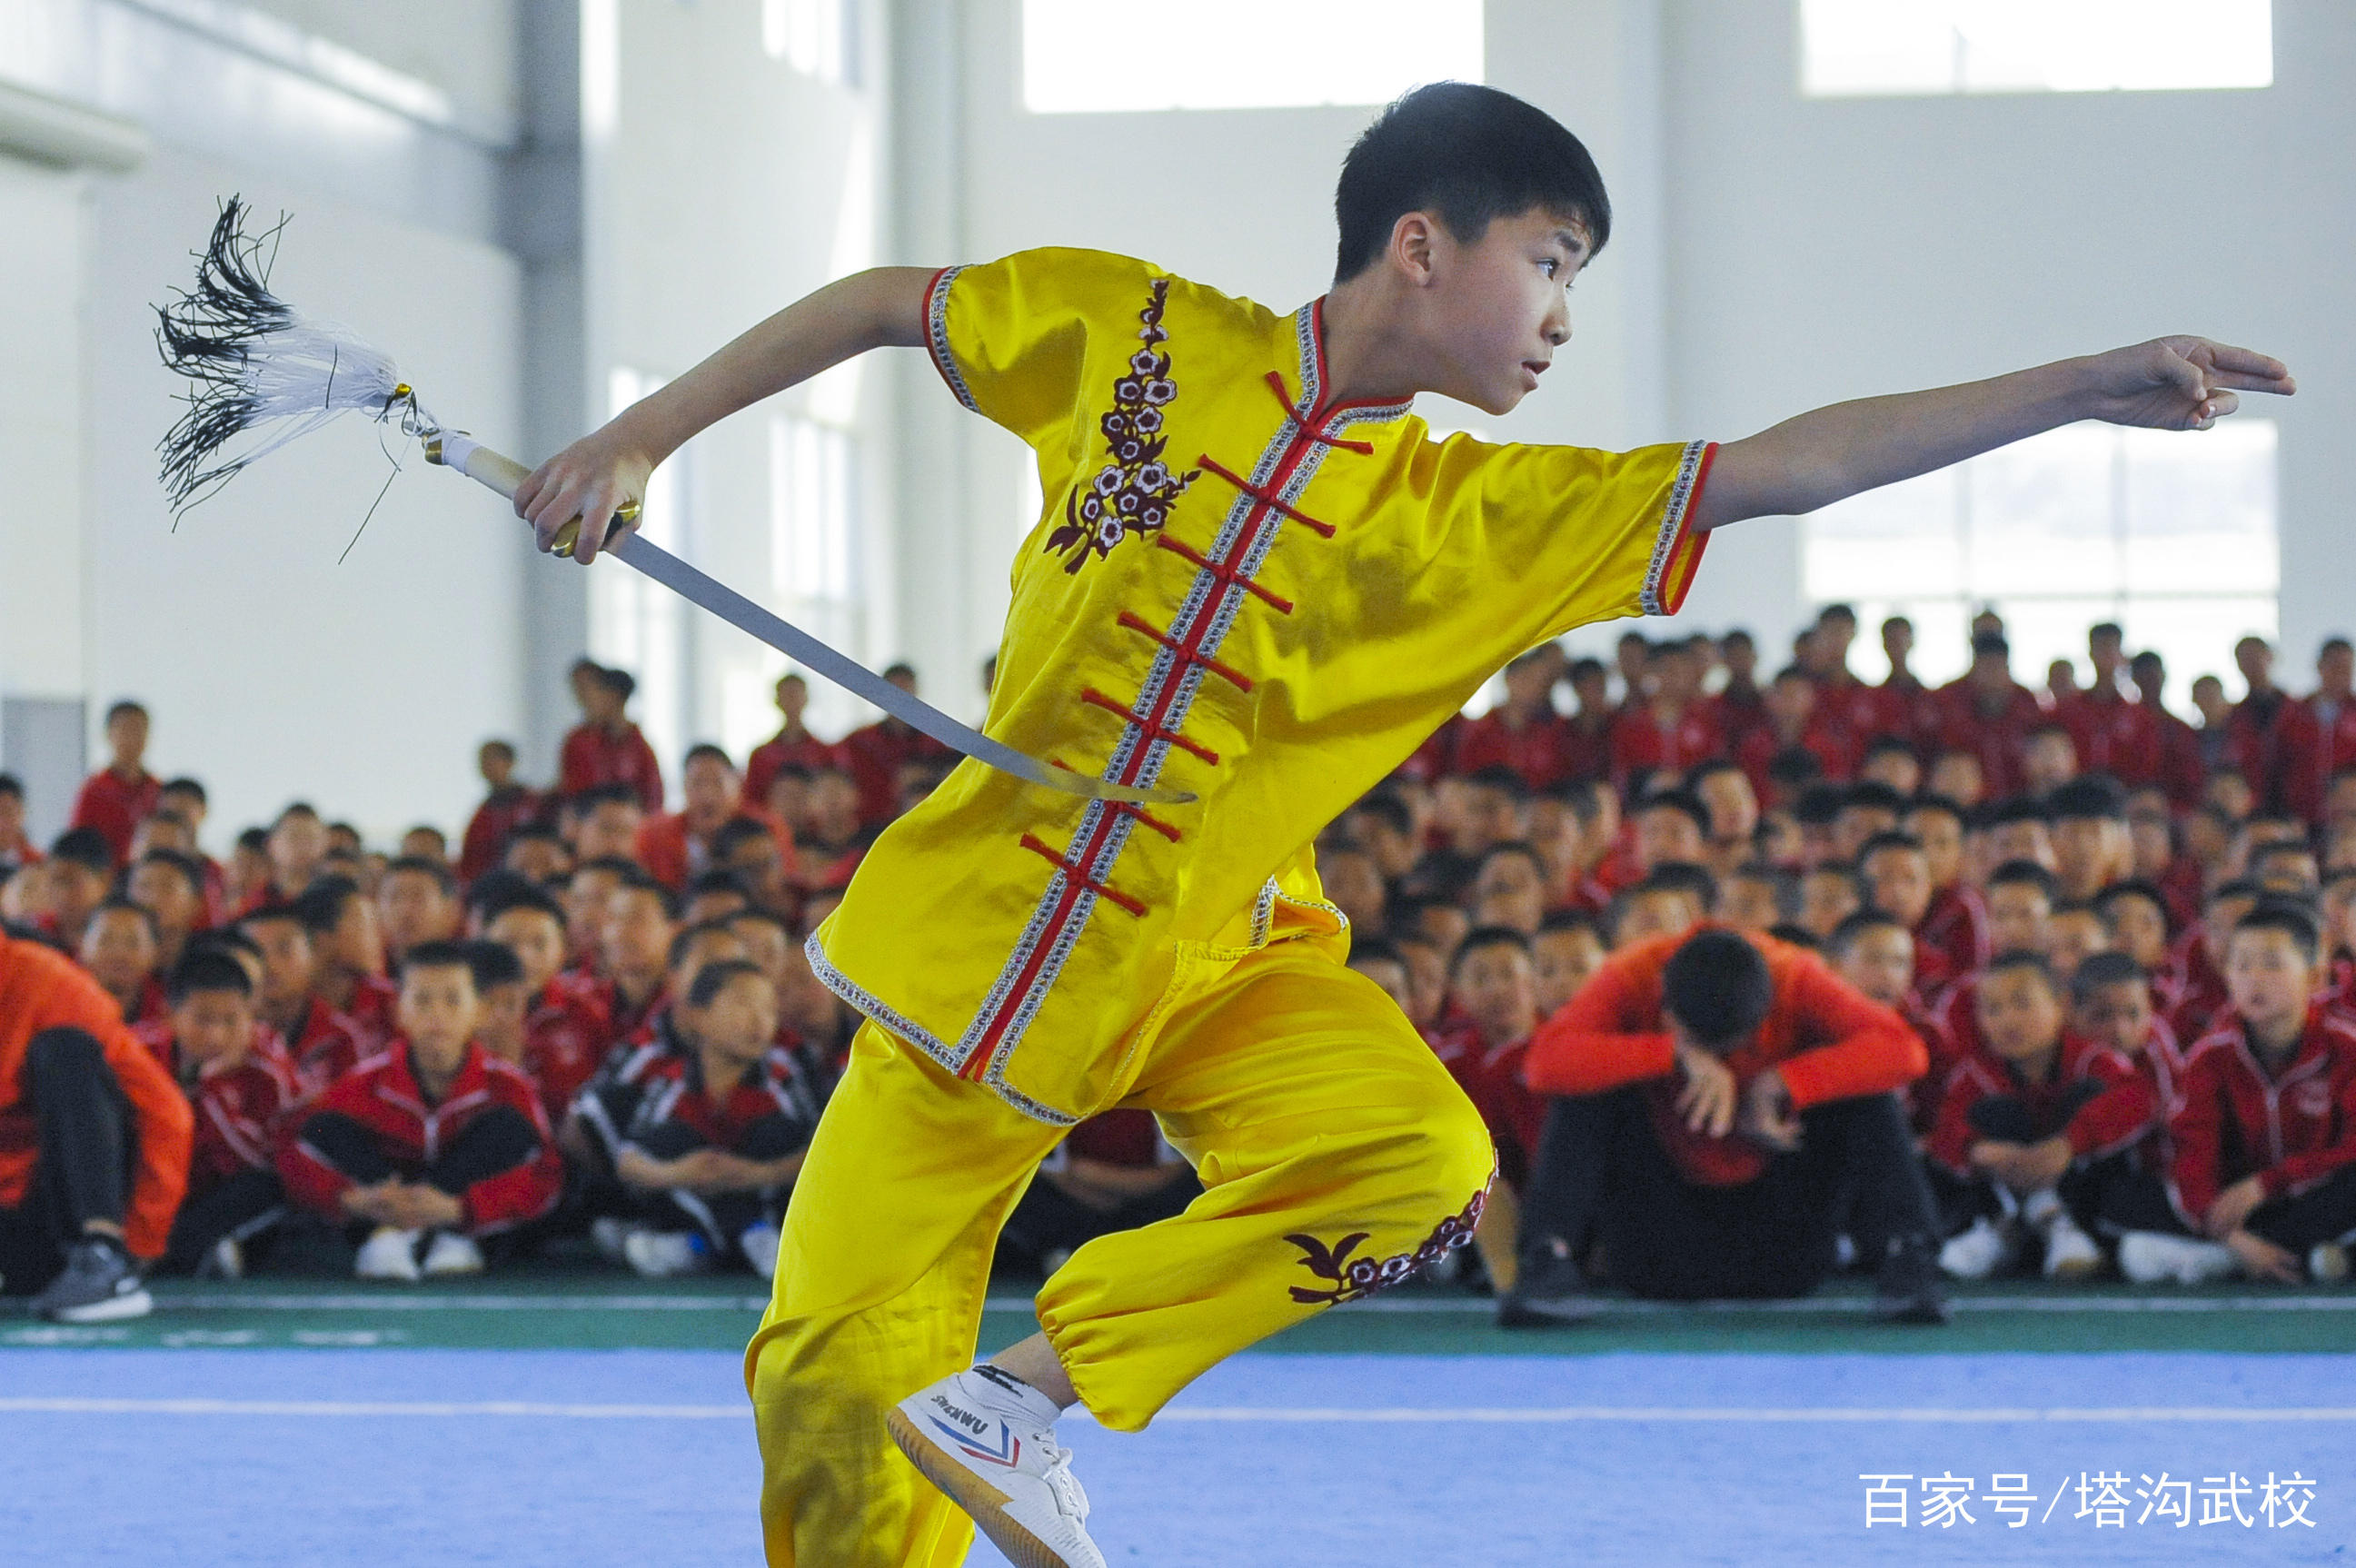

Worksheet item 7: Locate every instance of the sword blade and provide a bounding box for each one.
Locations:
[608,533,1195,809]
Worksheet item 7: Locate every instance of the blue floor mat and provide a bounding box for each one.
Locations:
[3,1349,2346,1564]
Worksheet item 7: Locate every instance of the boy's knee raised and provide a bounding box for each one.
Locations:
[25,1026,108,1085]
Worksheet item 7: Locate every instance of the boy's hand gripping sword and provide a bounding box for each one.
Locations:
[154,198,1191,809]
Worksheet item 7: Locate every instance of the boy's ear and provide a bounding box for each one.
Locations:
[1388,212,1441,285]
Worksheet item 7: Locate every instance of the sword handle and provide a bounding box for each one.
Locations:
[423,432,639,558]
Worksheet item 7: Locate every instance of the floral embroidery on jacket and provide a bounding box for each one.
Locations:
[1045,278,1200,573]
[1281,1184,1488,1306]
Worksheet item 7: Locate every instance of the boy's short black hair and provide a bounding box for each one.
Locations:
[2234,898,2321,963]
[134,848,206,898]
[667,918,741,970]
[477,880,567,930]
[400,939,476,980]
[1766,921,1821,950]
[1465,763,1532,801]
[2206,877,2267,908]
[384,855,458,897]
[105,700,149,724]
[726,905,792,940]
[1824,908,1907,958]
[683,742,733,772]
[1904,793,1965,827]
[91,898,158,938]
[1347,936,1406,970]
[2049,778,2127,822]
[1334,83,1610,283]
[1980,796,2055,830]
[1345,791,1414,840]
[1856,830,1924,864]
[1637,862,1718,911]
[2071,949,2148,1006]
[710,818,776,859]
[0,772,21,800]
[1448,924,1533,980]
[1767,747,1824,790]
[1983,948,2060,994]
[189,928,263,965]
[1661,929,1771,1047]
[1841,781,1907,816]
[686,958,768,1011]
[49,828,113,873]
[460,938,525,994]
[162,777,207,804]
[1987,859,2061,905]
[293,875,364,936]
[615,875,681,920]
[235,826,270,855]
[594,665,638,701]
[1536,908,1603,940]
[1793,784,1844,828]
[686,868,750,902]
[1635,788,1709,837]
[167,948,253,1003]
[1474,841,1545,878]
[2093,878,2171,928]
[1862,736,1919,763]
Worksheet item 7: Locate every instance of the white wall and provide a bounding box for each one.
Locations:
[85,144,525,842]
[1661,0,2356,682]
[582,0,898,765]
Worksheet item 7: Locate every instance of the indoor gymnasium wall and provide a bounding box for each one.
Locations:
[1661,0,2356,673]
[0,0,532,845]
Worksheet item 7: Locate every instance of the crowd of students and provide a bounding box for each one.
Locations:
[0,611,2351,1324]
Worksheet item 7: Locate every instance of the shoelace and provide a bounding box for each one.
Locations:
[1037,1437,1090,1522]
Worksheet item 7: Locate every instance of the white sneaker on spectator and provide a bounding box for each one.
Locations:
[2041,1212,2103,1280]
[1939,1216,2013,1281]
[355,1226,423,1282]
[591,1216,637,1266]
[202,1236,244,1281]
[739,1221,780,1280]
[2309,1242,2350,1284]
[622,1228,710,1278]
[421,1231,484,1277]
[888,1367,1105,1568]
[2117,1230,2239,1285]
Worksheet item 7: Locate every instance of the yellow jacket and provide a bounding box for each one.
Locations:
[809,248,1715,1124]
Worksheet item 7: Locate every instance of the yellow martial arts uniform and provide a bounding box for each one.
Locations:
[749,247,1717,1565]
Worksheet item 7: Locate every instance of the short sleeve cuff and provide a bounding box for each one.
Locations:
[923,264,979,412]
[1639,440,1716,617]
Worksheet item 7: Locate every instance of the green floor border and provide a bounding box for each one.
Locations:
[5,1272,2348,1355]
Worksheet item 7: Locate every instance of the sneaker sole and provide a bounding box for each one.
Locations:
[45,1287,154,1325]
[885,1405,1083,1568]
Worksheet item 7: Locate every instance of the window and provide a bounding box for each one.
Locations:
[763,0,858,87]
[590,370,691,786]
[763,412,866,743]
[1803,420,2277,709]
[1801,0,2272,97]
[1021,0,1482,114]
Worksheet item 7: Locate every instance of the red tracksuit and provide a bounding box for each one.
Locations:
[1929,1031,2176,1179]
[458,786,544,885]
[1918,884,1992,993]
[742,731,841,811]
[521,977,616,1126]
[1429,1022,1544,1189]
[2059,692,2162,788]
[1932,681,2043,798]
[1607,700,1725,789]
[559,721,665,812]
[2168,1007,2356,1226]
[2280,695,2356,826]
[279,1043,564,1235]
[1454,709,1575,790]
[838,719,954,828]
[136,1019,303,1192]
[286,997,367,1104]
[68,768,161,866]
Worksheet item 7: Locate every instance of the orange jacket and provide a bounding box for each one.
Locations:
[0,936,193,1256]
[1526,927,1925,1187]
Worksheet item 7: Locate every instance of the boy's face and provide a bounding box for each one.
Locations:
[1861,749,1921,797]
[1975,967,2064,1065]
[1986,884,2052,956]
[242,918,314,1007]
[2202,893,2259,968]
[2226,927,2315,1035]
[480,743,515,787]
[1470,853,1544,933]
[173,987,254,1067]
[0,789,23,840]
[1833,805,1896,862]
[604,888,677,975]
[1397,941,1447,1029]
[478,980,530,1062]
[1798,870,1859,938]
[107,710,149,766]
[2044,909,2111,982]
[696,972,780,1064]
[2102,893,2170,969]
[683,756,739,829]
[1714,873,1781,932]
[669,930,750,1000]
[1989,820,2055,871]
[398,963,481,1071]
[776,675,808,719]
[1862,846,1932,928]
[380,869,459,953]
[1926,753,1983,807]
[578,801,642,862]
[50,863,110,930]
[1634,807,1702,873]
[778,941,842,1037]
[128,861,203,938]
[1836,925,1914,1007]
[1451,943,1537,1043]
[727,916,793,994]
[2073,980,2152,1057]
[1901,809,1963,888]
[1532,925,1604,1017]
[1400,206,1587,417]
[1695,770,1758,845]
[1320,849,1388,932]
[1615,889,1700,949]
[80,908,156,994]
[486,908,568,997]
[1348,956,1415,1016]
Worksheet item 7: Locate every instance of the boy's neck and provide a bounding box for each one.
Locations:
[2005,1043,2060,1086]
[613,964,664,1007]
[313,966,358,1011]
[410,1041,468,1100]
[2245,1008,2305,1065]
[1317,280,1428,409]
[110,758,145,779]
[696,1043,755,1094]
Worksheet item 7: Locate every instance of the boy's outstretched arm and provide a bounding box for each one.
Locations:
[516,266,935,562]
[1690,336,2296,534]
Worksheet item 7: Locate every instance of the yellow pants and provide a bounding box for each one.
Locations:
[744,938,1494,1566]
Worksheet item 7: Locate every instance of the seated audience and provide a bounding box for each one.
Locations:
[997,1107,1202,1278]
[561,660,665,812]
[458,739,542,886]
[279,941,563,1280]
[79,899,164,1025]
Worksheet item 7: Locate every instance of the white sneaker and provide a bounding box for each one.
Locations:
[354,1226,423,1282]
[1939,1216,2013,1281]
[738,1221,780,1280]
[2041,1212,2103,1280]
[591,1216,637,1266]
[2308,1242,2350,1284]
[2118,1230,2240,1285]
[888,1367,1106,1568]
[621,1228,710,1278]
[420,1231,484,1277]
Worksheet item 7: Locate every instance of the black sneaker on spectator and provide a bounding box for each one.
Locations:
[1873,1235,1951,1325]
[34,1237,153,1324]
[1496,1249,1604,1327]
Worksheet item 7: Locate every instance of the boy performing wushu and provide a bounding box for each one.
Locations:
[518,83,2293,1568]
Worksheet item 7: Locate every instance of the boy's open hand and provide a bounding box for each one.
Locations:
[2224,1228,2302,1285]
[2082,336,2296,432]
[1737,1068,1803,1154]
[1669,1025,1737,1136]
[2203,1174,2270,1237]
[516,430,656,566]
